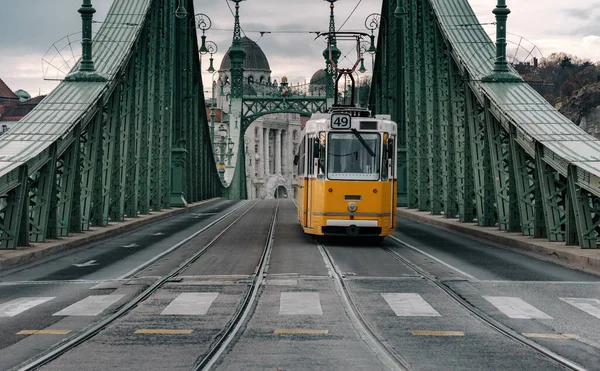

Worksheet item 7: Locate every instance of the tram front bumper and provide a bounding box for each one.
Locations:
[322,219,381,236]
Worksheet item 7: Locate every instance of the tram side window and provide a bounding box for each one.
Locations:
[307,136,314,176]
[298,137,306,176]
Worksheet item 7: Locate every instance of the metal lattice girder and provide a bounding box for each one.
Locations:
[535,143,567,242]
[405,0,418,209]
[54,126,81,237]
[484,99,520,232]
[428,19,443,215]
[79,104,103,231]
[137,26,152,215]
[415,0,429,211]
[450,63,474,223]
[1,167,29,248]
[126,46,144,216]
[437,36,457,218]
[509,127,537,236]
[465,87,496,226]
[148,4,163,212]
[567,165,598,248]
[29,144,57,242]
[92,86,120,226]
[160,0,173,209]
[241,97,327,132]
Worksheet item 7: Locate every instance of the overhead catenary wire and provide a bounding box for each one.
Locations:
[337,0,363,32]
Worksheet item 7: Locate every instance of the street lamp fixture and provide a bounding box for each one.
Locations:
[175,0,187,19]
[204,41,218,73]
[365,14,382,55]
[194,13,212,53]
[358,57,366,73]
[394,0,408,18]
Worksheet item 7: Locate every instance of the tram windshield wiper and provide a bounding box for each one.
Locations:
[351,128,375,157]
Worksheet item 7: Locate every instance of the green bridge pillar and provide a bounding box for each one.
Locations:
[170,145,188,207]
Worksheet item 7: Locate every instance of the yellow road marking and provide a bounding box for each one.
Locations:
[411,330,464,336]
[17,330,71,335]
[134,329,193,334]
[522,333,579,339]
[273,329,329,335]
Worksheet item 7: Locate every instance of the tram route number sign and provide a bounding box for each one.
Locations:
[330,113,351,130]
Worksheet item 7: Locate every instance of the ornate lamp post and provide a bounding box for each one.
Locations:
[194,13,212,53]
[205,41,218,73]
[65,0,106,82]
[365,13,386,77]
[482,0,522,82]
[323,0,341,107]
[226,135,235,166]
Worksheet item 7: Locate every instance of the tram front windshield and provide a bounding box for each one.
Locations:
[327,132,380,180]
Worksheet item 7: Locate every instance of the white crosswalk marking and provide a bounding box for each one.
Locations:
[160,293,219,315]
[279,292,323,315]
[53,295,125,316]
[0,297,55,317]
[381,293,441,317]
[483,296,553,319]
[560,298,600,319]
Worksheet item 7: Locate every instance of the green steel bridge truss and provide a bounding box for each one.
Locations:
[370,0,600,248]
[0,0,222,249]
[1,0,600,251]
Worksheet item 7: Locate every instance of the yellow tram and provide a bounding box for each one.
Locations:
[295,108,398,241]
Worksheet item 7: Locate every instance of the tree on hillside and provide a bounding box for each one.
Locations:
[520,52,600,105]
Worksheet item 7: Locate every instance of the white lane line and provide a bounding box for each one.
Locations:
[53,295,125,316]
[483,296,553,319]
[0,297,55,317]
[388,236,478,281]
[381,293,441,317]
[279,292,323,315]
[560,298,600,319]
[160,293,219,315]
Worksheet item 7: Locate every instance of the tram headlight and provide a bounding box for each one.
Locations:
[348,202,357,212]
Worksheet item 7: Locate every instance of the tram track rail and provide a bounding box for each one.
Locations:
[385,235,587,371]
[194,200,279,370]
[15,200,261,371]
[316,241,411,371]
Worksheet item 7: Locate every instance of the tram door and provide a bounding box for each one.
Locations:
[388,136,396,229]
[305,135,315,229]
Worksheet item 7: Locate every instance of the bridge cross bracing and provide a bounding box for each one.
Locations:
[371,0,600,249]
[0,0,599,251]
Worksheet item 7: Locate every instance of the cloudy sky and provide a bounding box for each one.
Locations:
[2,0,600,97]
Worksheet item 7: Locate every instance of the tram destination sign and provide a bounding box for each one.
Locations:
[330,113,351,130]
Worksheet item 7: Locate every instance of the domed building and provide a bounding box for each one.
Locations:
[309,69,327,95]
[215,37,272,111]
[213,37,301,200]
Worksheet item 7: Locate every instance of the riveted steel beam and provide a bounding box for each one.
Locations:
[535,143,566,242]
[509,127,537,236]
[1,166,29,248]
[405,0,418,209]
[465,86,495,226]
[29,144,57,242]
[137,26,151,215]
[427,15,443,215]
[567,165,597,248]
[439,39,457,219]
[485,99,519,231]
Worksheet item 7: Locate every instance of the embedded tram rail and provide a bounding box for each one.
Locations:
[12,200,282,371]
[317,236,590,371]
[384,236,587,371]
